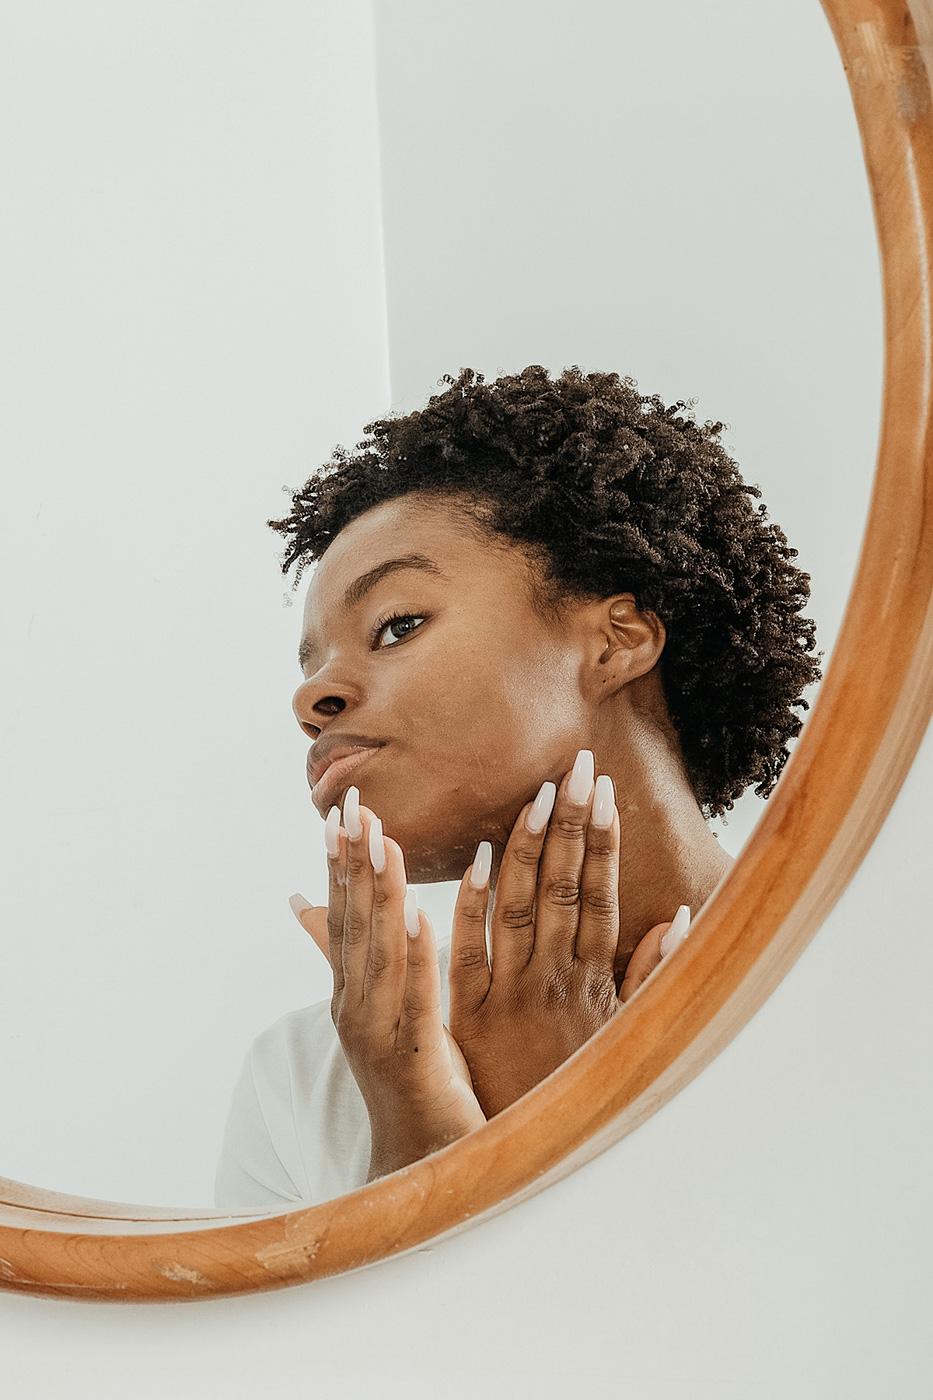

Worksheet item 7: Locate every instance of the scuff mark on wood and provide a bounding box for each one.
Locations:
[153,1261,210,1286]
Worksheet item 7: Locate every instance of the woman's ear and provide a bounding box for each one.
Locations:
[584,594,666,698]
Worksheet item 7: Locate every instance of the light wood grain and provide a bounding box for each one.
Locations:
[2,0,932,1302]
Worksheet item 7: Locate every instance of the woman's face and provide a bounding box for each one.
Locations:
[293,495,596,881]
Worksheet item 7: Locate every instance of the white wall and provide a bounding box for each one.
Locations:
[1,1,930,1395]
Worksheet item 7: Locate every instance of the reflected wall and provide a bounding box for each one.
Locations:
[373,0,883,853]
[0,0,388,1204]
[0,0,880,1207]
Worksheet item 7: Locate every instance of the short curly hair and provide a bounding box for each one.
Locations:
[269,366,821,817]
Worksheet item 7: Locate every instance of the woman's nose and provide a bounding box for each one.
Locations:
[292,674,357,738]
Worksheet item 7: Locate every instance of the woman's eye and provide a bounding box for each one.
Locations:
[375,614,425,648]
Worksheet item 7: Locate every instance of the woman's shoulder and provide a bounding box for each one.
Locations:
[216,941,453,1208]
[246,995,337,1078]
[216,995,364,1209]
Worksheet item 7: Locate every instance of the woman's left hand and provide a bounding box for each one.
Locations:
[448,751,690,1118]
[290,795,486,1181]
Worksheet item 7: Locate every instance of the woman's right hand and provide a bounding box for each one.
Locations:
[447,751,691,1118]
[290,787,486,1183]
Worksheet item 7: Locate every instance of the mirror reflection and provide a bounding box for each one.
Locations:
[0,0,880,1209]
[215,365,821,1207]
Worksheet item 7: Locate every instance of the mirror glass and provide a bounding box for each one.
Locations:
[0,0,881,1208]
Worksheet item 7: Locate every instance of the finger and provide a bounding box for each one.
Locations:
[288,895,331,964]
[531,748,594,963]
[574,773,621,970]
[339,786,376,1009]
[398,899,445,1048]
[618,923,665,1002]
[324,804,349,995]
[659,904,691,956]
[449,840,493,1019]
[616,909,692,1004]
[362,829,409,1027]
[487,780,556,975]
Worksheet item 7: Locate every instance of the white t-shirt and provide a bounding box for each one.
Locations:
[214,944,452,1210]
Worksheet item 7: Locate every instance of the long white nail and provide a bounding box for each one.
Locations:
[368,816,387,873]
[324,805,341,857]
[288,893,313,920]
[567,749,595,805]
[591,774,616,829]
[526,781,557,834]
[403,887,420,937]
[469,840,492,888]
[343,785,363,840]
[659,904,691,957]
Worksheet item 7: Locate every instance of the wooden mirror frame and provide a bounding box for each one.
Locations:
[2,0,932,1303]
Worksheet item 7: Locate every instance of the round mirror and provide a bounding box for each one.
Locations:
[1,0,931,1301]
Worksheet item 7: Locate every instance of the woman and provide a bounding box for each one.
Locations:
[214,366,819,1209]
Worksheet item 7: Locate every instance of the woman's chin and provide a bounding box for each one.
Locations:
[401,845,474,885]
[383,826,479,884]
[366,789,514,881]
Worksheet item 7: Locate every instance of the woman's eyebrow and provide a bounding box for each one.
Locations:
[297,555,446,671]
[341,554,446,610]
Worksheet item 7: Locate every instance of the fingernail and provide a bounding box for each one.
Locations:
[404,887,420,937]
[591,774,616,829]
[469,840,492,888]
[659,904,691,957]
[567,749,595,805]
[369,816,387,873]
[324,805,341,857]
[288,893,313,921]
[343,785,362,840]
[526,780,557,834]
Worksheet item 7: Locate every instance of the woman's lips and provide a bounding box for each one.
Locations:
[311,746,382,814]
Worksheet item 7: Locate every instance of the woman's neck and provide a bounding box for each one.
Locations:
[595,676,733,973]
